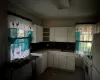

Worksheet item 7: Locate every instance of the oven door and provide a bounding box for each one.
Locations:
[84,61,92,80]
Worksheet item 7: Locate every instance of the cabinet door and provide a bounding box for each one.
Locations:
[53,52,59,68]
[39,26,43,42]
[42,54,45,73]
[44,52,47,70]
[36,56,43,74]
[50,27,55,41]
[48,52,54,67]
[59,54,66,69]
[32,25,38,43]
[33,25,43,43]
[37,26,41,42]
[55,27,67,42]
[66,56,75,71]
[92,66,100,80]
[67,27,75,42]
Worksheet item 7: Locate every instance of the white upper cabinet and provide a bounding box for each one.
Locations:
[32,24,43,43]
[50,27,55,41]
[67,27,75,42]
[38,25,43,42]
[50,27,75,42]
[55,27,67,42]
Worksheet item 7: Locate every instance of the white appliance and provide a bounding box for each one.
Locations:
[92,33,100,80]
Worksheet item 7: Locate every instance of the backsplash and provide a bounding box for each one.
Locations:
[30,42,75,52]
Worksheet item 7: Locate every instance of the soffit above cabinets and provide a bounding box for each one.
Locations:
[8,0,99,19]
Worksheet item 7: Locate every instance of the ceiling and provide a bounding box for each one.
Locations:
[8,0,100,19]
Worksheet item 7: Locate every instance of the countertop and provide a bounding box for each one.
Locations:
[6,55,39,70]
[31,49,75,54]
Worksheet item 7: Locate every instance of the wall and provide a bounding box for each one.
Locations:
[42,17,97,27]
[8,1,41,25]
[42,19,75,27]
[0,0,7,80]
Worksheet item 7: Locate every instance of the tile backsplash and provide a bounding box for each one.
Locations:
[30,42,75,52]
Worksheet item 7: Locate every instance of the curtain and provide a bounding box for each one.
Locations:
[75,24,93,56]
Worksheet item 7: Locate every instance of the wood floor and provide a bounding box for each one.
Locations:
[35,67,85,80]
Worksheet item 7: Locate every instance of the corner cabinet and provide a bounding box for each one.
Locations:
[32,24,43,43]
[36,52,47,75]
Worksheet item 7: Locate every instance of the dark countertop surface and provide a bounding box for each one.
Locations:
[30,49,75,53]
[7,55,38,70]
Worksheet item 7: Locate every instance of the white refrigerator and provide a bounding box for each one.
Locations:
[92,33,100,80]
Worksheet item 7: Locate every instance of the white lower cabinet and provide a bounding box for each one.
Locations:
[59,55,66,69]
[44,52,47,70]
[66,56,75,71]
[53,52,59,68]
[48,51,75,71]
[35,51,75,75]
[48,51,54,67]
[36,52,47,75]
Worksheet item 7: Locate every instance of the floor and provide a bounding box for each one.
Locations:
[35,67,85,80]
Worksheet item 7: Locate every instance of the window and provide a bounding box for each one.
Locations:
[76,24,93,56]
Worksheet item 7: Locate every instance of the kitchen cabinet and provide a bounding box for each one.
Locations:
[38,26,43,42]
[54,27,67,42]
[44,52,47,71]
[53,51,59,68]
[66,56,75,71]
[49,27,75,42]
[59,52,66,69]
[50,27,55,41]
[48,51,75,71]
[32,51,75,74]
[66,53,75,71]
[48,51,54,67]
[67,27,75,42]
[35,52,47,75]
[32,24,43,43]
[59,52,75,71]
[48,51,59,68]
